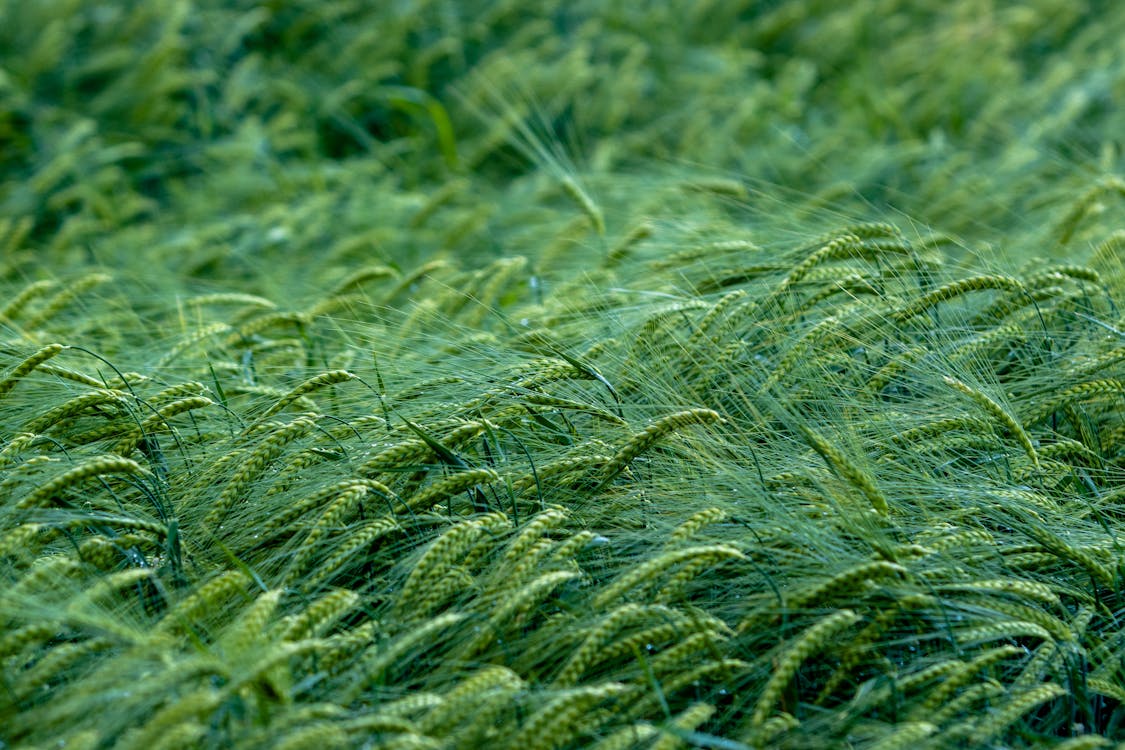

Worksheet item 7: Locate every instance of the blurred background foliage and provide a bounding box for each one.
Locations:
[1,0,1122,295]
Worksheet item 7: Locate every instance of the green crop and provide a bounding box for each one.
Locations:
[2,1,1124,748]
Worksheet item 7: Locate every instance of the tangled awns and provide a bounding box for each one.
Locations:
[2,1,1125,748]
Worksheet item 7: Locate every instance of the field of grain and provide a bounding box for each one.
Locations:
[2,2,1124,748]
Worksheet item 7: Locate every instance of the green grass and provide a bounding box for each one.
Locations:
[2,1,1124,748]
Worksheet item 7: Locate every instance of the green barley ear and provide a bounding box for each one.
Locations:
[799,426,890,515]
[0,343,67,399]
[1050,737,1113,750]
[0,621,60,658]
[329,264,398,295]
[1054,175,1125,245]
[605,221,653,267]
[285,484,373,583]
[15,454,147,509]
[1018,522,1115,587]
[152,569,252,638]
[650,702,716,750]
[22,272,111,330]
[344,613,464,701]
[153,322,233,369]
[592,544,744,610]
[460,569,580,657]
[781,234,864,287]
[892,274,1024,323]
[1087,678,1125,705]
[560,175,605,237]
[1090,229,1125,271]
[420,665,525,737]
[816,592,935,703]
[221,588,283,657]
[757,315,843,395]
[599,408,721,487]
[22,388,126,434]
[665,507,728,548]
[257,370,357,421]
[115,688,225,750]
[394,519,483,618]
[552,603,651,688]
[203,416,315,530]
[740,712,799,748]
[750,609,861,727]
[866,722,938,750]
[627,658,747,720]
[1019,379,1123,427]
[910,644,1023,718]
[505,683,627,750]
[271,723,349,750]
[942,375,1040,470]
[280,589,360,641]
[686,290,749,349]
[0,278,57,323]
[968,683,1068,745]
[0,432,40,469]
[925,679,1005,730]
[300,517,403,593]
[113,395,213,455]
[587,724,659,750]
[403,467,499,513]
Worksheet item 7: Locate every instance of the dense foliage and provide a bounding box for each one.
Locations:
[2,1,1124,748]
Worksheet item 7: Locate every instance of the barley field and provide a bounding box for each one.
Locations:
[1,2,1124,748]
